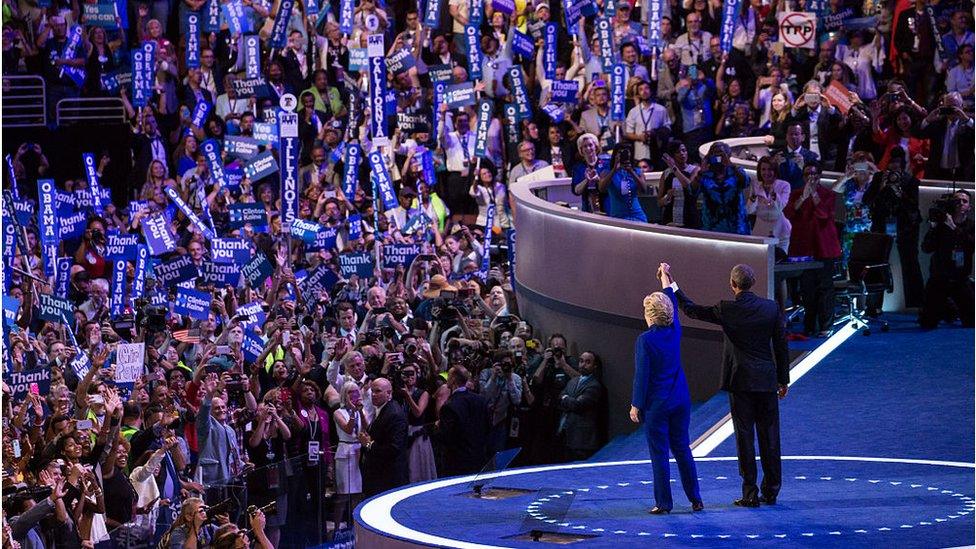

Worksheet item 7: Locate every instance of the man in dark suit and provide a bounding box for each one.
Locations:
[775,122,821,190]
[921,93,975,181]
[359,377,408,497]
[792,86,843,169]
[436,366,490,477]
[669,264,791,507]
[557,352,606,461]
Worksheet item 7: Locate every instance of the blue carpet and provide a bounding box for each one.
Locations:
[360,315,975,548]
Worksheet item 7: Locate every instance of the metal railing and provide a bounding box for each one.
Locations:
[1,75,46,127]
[56,97,127,125]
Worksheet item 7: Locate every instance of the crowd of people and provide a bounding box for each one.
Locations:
[1,0,975,545]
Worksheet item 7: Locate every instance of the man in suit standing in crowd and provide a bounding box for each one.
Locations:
[359,377,408,497]
[437,366,490,477]
[557,352,606,461]
[668,264,791,507]
[776,123,820,190]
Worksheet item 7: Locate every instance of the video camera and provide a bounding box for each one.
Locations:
[929,192,964,224]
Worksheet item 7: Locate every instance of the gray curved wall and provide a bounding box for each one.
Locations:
[510,175,775,437]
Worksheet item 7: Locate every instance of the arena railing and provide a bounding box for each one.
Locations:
[56,97,127,125]
[1,75,46,128]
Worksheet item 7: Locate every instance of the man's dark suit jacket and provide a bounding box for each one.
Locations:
[675,289,790,393]
[558,375,606,452]
[436,388,490,477]
[793,104,844,168]
[777,147,821,190]
[362,400,408,497]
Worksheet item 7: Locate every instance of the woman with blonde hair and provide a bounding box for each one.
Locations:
[629,263,702,515]
[332,380,369,534]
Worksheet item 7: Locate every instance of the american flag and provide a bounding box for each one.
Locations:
[171,328,201,344]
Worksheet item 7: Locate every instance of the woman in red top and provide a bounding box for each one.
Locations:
[74,217,109,279]
[785,164,842,337]
[874,106,931,178]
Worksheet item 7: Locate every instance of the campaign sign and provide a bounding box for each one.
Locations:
[243,151,279,181]
[291,218,322,243]
[3,296,18,326]
[131,41,156,108]
[387,48,416,75]
[223,0,245,35]
[110,258,127,318]
[307,225,339,251]
[74,186,112,211]
[777,11,817,49]
[142,213,178,256]
[542,103,565,123]
[367,37,389,145]
[241,252,273,287]
[235,300,267,327]
[563,0,595,26]
[56,191,76,217]
[347,214,363,240]
[368,150,398,211]
[543,23,558,79]
[343,142,362,198]
[339,251,375,278]
[508,67,531,120]
[597,16,615,70]
[81,1,117,27]
[55,257,72,299]
[191,100,211,128]
[719,0,740,53]
[647,0,663,47]
[492,0,514,14]
[232,77,267,98]
[39,294,74,324]
[469,0,484,26]
[5,155,19,200]
[279,112,300,232]
[339,0,355,34]
[224,136,262,159]
[7,368,52,400]
[205,0,221,31]
[241,329,265,363]
[165,186,216,240]
[13,198,34,226]
[397,112,430,133]
[299,263,340,296]
[81,153,105,214]
[59,210,87,240]
[428,64,453,83]
[211,238,251,264]
[131,245,149,301]
[174,287,211,320]
[268,0,295,48]
[228,203,267,228]
[243,34,261,79]
[186,12,201,68]
[37,178,58,276]
[444,83,477,109]
[154,254,199,287]
[348,48,367,71]
[550,80,580,103]
[106,233,140,260]
[423,0,441,27]
[252,122,278,144]
[503,103,519,146]
[202,261,241,287]
[474,98,493,159]
[610,64,626,121]
[511,30,534,59]
[382,243,421,268]
[465,26,482,80]
[201,139,226,188]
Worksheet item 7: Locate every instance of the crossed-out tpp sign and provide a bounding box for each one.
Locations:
[778,11,817,49]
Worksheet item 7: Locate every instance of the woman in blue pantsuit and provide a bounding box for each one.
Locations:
[629,263,703,514]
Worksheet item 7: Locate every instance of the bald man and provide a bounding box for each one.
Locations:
[359,377,409,497]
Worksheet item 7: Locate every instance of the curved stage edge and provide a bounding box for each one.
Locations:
[354,456,976,548]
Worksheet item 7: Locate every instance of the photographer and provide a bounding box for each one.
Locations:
[598,143,651,223]
[396,363,437,482]
[695,142,751,235]
[864,147,924,308]
[558,352,607,462]
[74,217,109,280]
[919,191,975,329]
[525,335,578,464]
[478,351,524,456]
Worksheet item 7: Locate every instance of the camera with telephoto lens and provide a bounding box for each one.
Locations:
[3,484,52,508]
[546,347,564,359]
[86,228,106,245]
[404,342,418,356]
[247,500,277,517]
[134,297,168,333]
[929,192,963,224]
[205,499,234,522]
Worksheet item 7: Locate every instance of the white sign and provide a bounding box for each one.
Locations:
[777,11,817,50]
[115,342,145,384]
[279,93,297,112]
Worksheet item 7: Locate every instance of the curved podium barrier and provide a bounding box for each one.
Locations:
[510,174,776,437]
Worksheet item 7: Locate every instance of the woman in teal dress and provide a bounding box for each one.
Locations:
[599,144,651,223]
[832,152,877,268]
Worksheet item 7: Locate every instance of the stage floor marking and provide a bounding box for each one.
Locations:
[691,322,859,457]
[356,455,975,549]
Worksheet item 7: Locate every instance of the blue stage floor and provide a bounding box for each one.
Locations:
[357,317,975,548]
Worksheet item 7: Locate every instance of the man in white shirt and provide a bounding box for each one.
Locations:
[508,141,550,183]
[624,80,671,163]
[674,12,712,66]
